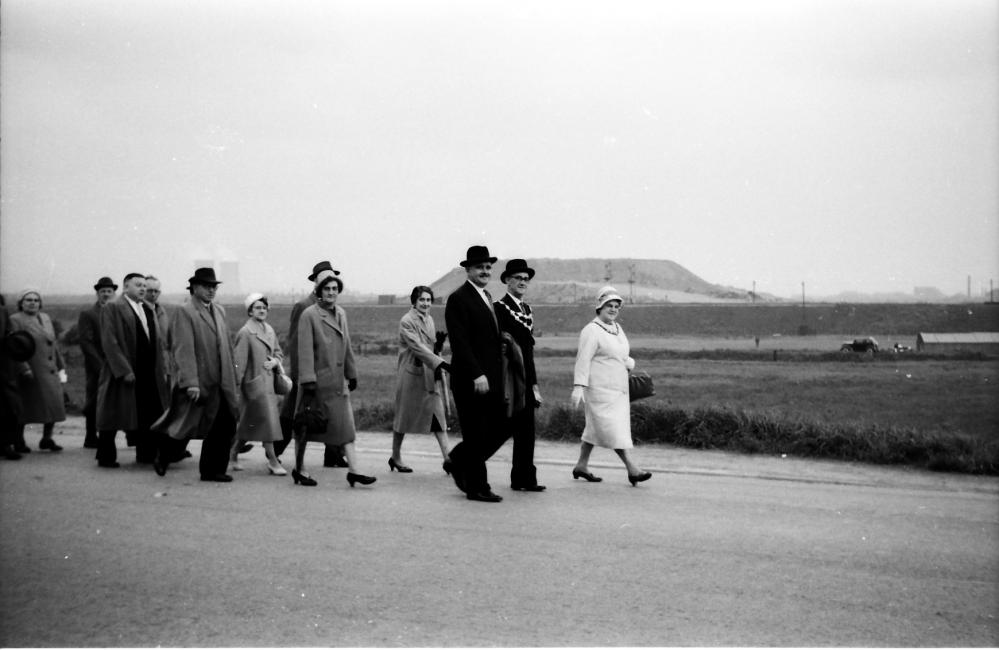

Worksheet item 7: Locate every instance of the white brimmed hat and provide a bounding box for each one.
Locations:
[595,285,623,312]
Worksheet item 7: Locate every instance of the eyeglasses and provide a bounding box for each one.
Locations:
[509,275,531,283]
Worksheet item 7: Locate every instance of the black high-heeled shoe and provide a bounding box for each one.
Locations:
[388,458,413,473]
[39,438,63,452]
[291,469,317,487]
[347,472,376,487]
[628,471,652,486]
[572,468,602,482]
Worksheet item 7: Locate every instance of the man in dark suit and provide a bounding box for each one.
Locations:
[444,245,507,503]
[95,273,166,468]
[274,260,348,467]
[78,276,117,449]
[161,268,240,481]
[494,259,546,492]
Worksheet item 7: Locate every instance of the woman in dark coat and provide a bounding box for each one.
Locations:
[9,289,66,452]
[389,286,451,472]
[292,270,375,488]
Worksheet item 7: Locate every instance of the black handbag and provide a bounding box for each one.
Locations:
[293,392,328,434]
[629,371,655,402]
[273,370,292,395]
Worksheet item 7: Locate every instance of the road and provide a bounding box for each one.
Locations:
[1,417,997,647]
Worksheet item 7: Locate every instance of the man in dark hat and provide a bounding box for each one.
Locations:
[494,259,546,492]
[156,268,239,481]
[444,245,507,502]
[95,273,166,468]
[275,260,348,467]
[78,276,117,449]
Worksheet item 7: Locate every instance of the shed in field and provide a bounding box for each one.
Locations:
[916,332,999,353]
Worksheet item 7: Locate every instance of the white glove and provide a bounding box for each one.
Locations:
[58,369,68,384]
[571,386,585,408]
[625,357,636,371]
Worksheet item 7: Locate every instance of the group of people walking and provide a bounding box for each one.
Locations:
[0,245,651,500]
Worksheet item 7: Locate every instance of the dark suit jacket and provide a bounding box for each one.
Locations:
[77,302,105,376]
[445,281,502,393]
[494,293,537,387]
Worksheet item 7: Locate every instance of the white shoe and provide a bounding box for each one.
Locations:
[231,461,243,471]
[267,463,287,476]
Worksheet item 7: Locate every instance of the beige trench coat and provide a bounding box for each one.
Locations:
[392,308,446,433]
[294,303,357,445]
[232,319,284,442]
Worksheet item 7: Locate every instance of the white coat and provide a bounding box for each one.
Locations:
[573,318,635,449]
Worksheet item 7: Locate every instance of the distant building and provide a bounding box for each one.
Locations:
[916,332,999,353]
[913,286,944,301]
[377,295,396,305]
[219,261,241,295]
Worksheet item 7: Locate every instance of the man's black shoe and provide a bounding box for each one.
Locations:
[237,442,253,454]
[83,438,99,449]
[153,457,168,476]
[466,490,503,503]
[98,460,121,468]
[443,459,466,493]
[200,473,233,483]
[511,484,546,492]
[323,456,349,468]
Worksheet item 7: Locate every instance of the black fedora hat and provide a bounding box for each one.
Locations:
[4,330,36,363]
[187,267,222,288]
[500,259,535,282]
[307,260,340,282]
[459,245,498,268]
[93,276,118,291]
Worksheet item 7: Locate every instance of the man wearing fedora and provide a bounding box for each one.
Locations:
[275,260,348,467]
[444,245,507,502]
[160,267,240,481]
[494,259,546,492]
[78,276,117,449]
[95,273,167,468]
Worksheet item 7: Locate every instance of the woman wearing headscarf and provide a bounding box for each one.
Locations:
[229,293,288,476]
[389,285,452,473]
[9,289,66,452]
[292,270,376,488]
[569,286,652,486]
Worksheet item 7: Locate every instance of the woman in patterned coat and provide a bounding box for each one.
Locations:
[10,289,66,452]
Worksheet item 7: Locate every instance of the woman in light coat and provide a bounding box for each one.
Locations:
[389,286,451,473]
[229,293,287,475]
[292,270,376,488]
[10,289,66,452]
[570,286,651,486]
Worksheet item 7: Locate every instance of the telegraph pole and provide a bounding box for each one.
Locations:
[752,280,756,304]
[628,264,636,303]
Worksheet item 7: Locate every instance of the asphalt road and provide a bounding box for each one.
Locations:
[1,417,997,647]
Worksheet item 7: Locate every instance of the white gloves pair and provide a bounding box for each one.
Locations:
[570,386,585,408]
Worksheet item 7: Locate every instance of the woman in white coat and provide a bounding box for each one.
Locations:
[229,293,287,475]
[570,286,651,486]
[389,286,451,473]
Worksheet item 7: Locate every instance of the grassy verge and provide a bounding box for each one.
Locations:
[354,400,999,476]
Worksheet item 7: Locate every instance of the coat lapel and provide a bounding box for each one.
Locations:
[196,302,218,333]
[319,306,344,337]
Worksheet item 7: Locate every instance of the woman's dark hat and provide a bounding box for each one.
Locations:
[500,259,535,282]
[187,267,222,288]
[307,261,340,281]
[4,330,36,363]
[93,276,118,291]
[459,245,498,268]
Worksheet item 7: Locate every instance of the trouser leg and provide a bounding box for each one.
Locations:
[200,402,236,477]
[509,406,538,487]
[96,430,117,464]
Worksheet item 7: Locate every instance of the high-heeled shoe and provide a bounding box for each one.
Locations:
[39,438,63,452]
[347,472,376,487]
[388,457,413,473]
[572,468,602,482]
[628,471,652,486]
[267,463,287,476]
[291,469,317,486]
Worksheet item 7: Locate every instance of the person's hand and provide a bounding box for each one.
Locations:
[186,387,201,402]
[532,384,543,407]
[571,386,585,408]
[625,357,636,372]
[262,357,279,371]
[347,377,357,392]
[473,375,489,394]
[58,369,68,384]
[123,373,136,384]
[434,361,451,380]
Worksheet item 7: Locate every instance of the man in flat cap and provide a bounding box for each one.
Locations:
[78,276,117,449]
[276,260,348,467]
[157,267,239,481]
[444,245,507,502]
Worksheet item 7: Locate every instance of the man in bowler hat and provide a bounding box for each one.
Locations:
[78,276,117,449]
[159,267,240,481]
[444,245,507,502]
[276,260,348,467]
[494,259,546,491]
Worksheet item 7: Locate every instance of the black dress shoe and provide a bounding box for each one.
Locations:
[443,460,466,493]
[3,448,23,461]
[628,471,652,486]
[291,469,318,486]
[83,438,99,449]
[200,473,233,483]
[98,460,121,468]
[323,455,349,468]
[347,472,377,487]
[467,490,503,503]
[153,457,168,476]
[388,457,413,473]
[237,442,254,454]
[572,469,603,482]
[511,484,547,492]
[39,438,63,452]
[13,443,31,454]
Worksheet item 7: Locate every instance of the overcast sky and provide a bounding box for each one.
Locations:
[2,0,996,299]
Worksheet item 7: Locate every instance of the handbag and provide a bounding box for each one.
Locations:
[293,391,328,434]
[629,370,655,402]
[273,370,292,395]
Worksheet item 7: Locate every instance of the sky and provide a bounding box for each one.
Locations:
[1,0,997,300]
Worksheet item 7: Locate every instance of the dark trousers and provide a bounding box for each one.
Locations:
[508,405,539,487]
[83,370,99,444]
[448,385,508,494]
[199,400,236,478]
[97,429,157,464]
